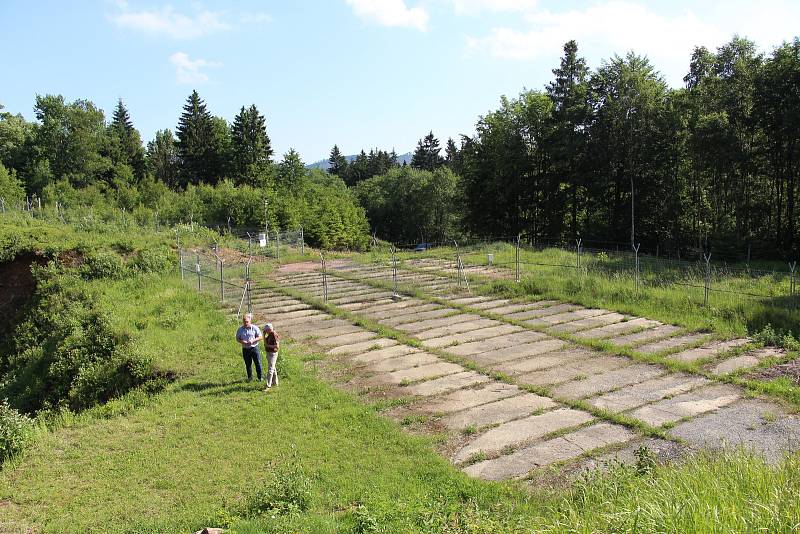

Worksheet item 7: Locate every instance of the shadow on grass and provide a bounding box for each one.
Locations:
[179,379,264,396]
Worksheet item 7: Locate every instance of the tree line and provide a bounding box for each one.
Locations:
[0,92,370,249]
[327,36,800,259]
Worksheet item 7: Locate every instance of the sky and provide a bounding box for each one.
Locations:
[1,0,798,163]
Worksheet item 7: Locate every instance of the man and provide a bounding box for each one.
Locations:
[236,313,263,382]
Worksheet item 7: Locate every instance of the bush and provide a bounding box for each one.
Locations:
[131,246,175,274]
[82,250,126,280]
[0,400,35,463]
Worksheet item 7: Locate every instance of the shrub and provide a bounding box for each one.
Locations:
[131,246,175,274]
[242,456,312,517]
[82,250,126,280]
[0,400,35,463]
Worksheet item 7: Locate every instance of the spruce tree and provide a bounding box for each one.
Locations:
[231,104,272,184]
[176,90,217,186]
[146,129,180,188]
[444,137,461,174]
[108,99,146,181]
[411,131,444,171]
[328,144,348,177]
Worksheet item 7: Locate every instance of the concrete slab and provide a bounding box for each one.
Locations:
[281,317,344,333]
[636,333,711,355]
[421,324,523,349]
[381,307,454,326]
[266,308,322,321]
[607,325,683,347]
[443,393,557,430]
[417,383,522,414]
[472,339,569,366]
[572,318,661,340]
[396,313,480,334]
[505,303,580,321]
[327,338,398,356]
[355,298,429,315]
[416,318,499,340]
[404,371,491,396]
[468,299,511,310]
[589,373,710,413]
[492,347,584,375]
[367,352,442,373]
[450,296,493,305]
[710,347,784,375]
[444,331,549,356]
[534,309,610,326]
[276,314,331,329]
[331,293,394,306]
[361,302,439,320]
[670,399,800,462]
[549,313,626,333]
[337,299,395,311]
[516,355,630,387]
[315,330,378,347]
[463,423,636,480]
[383,362,464,384]
[350,344,419,364]
[291,323,361,340]
[454,408,593,463]
[629,384,741,426]
[668,338,751,363]
[550,364,667,400]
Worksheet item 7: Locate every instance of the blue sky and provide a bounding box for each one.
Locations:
[1,1,798,162]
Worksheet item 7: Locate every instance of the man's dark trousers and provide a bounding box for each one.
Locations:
[242,346,263,381]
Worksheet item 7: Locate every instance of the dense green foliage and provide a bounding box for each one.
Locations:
[0,92,370,250]
[0,401,34,464]
[458,37,800,259]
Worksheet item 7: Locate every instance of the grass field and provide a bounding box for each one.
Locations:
[2,219,800,532]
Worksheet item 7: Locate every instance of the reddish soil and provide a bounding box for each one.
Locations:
[749,359,800,385]
[0,253,47,339]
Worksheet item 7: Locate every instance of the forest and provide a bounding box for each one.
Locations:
[1,36,798,257]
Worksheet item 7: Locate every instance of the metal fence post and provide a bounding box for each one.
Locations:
[790,261,796,309]
[633,243,641,292]
[277,230,281,262]
[576,238,582,270]
[320,252,328,302]
[219,259,225,303]
[515,234,521,283]
[179,247,184,280]
[246,263,252,314]
[300,226,305,255]
[391,245,398,296]
[703,253,712,306]
[196,254,201,291]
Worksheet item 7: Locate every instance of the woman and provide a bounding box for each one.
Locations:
[263,322,280,389]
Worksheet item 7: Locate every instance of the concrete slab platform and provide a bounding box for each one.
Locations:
[668,338,751,363]
[337,299,395,311]
[549,313,626,333]
[450,296,493,305]
[454,408,593,463]
[572,318,661,340]
[366,352,442,373]
[710,347,784,375]
[350,344,419,364]
[550,364,667,400]
[589,373,710,413]
[291,323,361,340]
[315,330,378,347]
[485,303,541,315]
[607,325,683,347]
[463,423,636,480]
[421,324,523,349]
[468,299,511,310]
[636,333,711,355]
[629,384,741,427]
[443,331,549,356]
[416,318,499,340]
[670,399,800,462]
[516,355,629,387]
[404,371,491,396]
[275,314,330,328]
[360,302,439,320]
[417,383,521,414]
[265,308,322,321]
[472,339,569,366]
[327,338,398,356]
[535,309,610,325]
[383,361,464,384]
[443,393,557,430]
[396,313,480,334]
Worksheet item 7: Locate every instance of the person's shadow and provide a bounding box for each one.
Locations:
[178,379,263,396]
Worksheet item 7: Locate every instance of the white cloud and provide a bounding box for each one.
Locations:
[241,12,273,25]
[465,0,800,87]
[345,0,429,31]
[169,52,221,84]
[449,0,538,15]
[111,2,230,39]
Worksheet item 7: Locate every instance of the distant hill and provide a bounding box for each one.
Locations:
[306,151,413,170]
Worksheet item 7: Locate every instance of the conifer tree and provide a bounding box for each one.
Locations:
[108,98,146,181]
[411,131,444,171]
[328,144,348,177]
[231,104,272,184]
[176,90,218,186]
